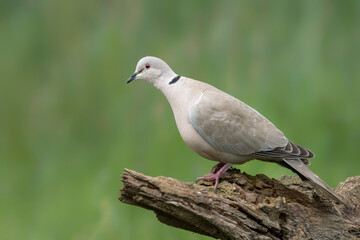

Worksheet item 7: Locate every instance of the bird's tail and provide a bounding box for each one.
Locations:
[282,158,346,205]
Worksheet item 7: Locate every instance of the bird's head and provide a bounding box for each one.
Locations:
[126,56,178,89]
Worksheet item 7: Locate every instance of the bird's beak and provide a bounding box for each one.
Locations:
[126,72,137,84]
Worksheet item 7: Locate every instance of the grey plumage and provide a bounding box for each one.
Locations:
[127,56,345,205]
[189,90,288,156]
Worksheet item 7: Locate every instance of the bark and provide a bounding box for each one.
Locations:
[119,168,360,240]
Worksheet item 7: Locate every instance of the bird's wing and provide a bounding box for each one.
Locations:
[189,89,288,155]
[254,141,315,161]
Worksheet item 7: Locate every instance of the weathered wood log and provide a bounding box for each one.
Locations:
[119,168,360,240]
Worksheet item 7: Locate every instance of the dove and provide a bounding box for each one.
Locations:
[126,56,344,204]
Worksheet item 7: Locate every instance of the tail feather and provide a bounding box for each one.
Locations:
[282,158,345,205]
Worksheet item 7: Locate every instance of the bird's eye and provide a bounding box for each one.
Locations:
[145,64,151,69]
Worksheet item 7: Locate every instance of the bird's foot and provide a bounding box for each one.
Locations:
[196,163,232,192]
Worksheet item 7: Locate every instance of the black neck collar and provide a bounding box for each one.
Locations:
[169,75,181,85]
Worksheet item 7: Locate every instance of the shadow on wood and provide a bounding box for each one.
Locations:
[119,168,360,240]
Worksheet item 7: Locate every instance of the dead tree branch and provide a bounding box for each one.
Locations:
[119,168,360,240]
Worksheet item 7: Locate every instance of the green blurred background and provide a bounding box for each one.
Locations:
[1,0,359,239]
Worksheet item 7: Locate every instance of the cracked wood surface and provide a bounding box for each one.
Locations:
[119,168,360,240]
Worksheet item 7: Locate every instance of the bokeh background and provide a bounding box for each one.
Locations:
[1,0,359,239]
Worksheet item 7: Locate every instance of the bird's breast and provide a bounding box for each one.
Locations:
[170,98,252,164]
[171,100,215,159]
[161,78,254,164]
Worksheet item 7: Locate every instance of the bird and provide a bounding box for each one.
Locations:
[126,56,344,204]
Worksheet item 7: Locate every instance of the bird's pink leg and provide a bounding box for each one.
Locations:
[210,162,225,173]
[196,163,232,192]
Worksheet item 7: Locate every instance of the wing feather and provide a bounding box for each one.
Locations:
[189,90,288,155]
[253,141,315,163]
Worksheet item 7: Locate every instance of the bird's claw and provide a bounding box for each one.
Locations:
[196,173,221,192]
[196,163,233,192]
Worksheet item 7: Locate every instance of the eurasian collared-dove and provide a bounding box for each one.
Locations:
[127,56,344,204]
